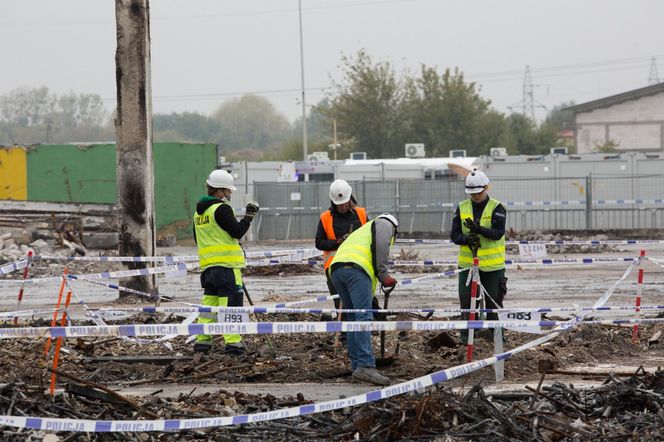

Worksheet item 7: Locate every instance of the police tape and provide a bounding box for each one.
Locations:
[67,274,162,300]
[648,257,664,269]
[0,262,198,286]
[87,302,664,318]
[389,257,639,267]
[0,308,64,319]
[37,255,197,263]
[2,316,663,340]
[0,258,29,276]
[233,198,664,214]
[247,250,323,266]
[18,248,318,264]
[396,238,664,246]
[0,260,633,432]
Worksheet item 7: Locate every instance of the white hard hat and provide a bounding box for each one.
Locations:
[207,169,236,191]
[329,179,352,205]
[464,168,489,194]
[376,213,399,231]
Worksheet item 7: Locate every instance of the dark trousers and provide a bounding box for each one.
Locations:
[458,267,506,342]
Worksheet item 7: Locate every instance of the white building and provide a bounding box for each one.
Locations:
[566,82,664,153]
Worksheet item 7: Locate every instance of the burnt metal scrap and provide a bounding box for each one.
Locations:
[0,370,663,441]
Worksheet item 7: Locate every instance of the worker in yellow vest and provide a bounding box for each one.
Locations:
[193,169,259,356]
[315,179,368,321]
[329,214,399,386]
[450,168,507,344]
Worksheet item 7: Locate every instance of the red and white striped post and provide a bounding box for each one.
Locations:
[466,257,479,362]
[13,250,34,325]
[632,249,646,343]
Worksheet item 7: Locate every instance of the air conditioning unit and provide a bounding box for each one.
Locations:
[405,143,425,158]
[550,147,568,155]
[307,151,329,162]
[449,149,467,158]
[350,152,367,160]
[490,147,508,157]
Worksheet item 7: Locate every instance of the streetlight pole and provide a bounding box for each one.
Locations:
[298,0,308,162]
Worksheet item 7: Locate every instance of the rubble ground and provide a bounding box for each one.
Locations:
[0,317,662,441]
[0,231,663,440]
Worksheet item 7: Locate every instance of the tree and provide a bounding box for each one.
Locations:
[0,86,55,127]
[545,101,576,131]
[0,87,111,144]
[211,95,290,153]
[403,66,496,157]
[153,112,219,142]
[325,50,407,159]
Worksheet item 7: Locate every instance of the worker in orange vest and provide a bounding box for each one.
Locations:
[315,179,368,322]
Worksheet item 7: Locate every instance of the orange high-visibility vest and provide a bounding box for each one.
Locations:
[320,207,367,270]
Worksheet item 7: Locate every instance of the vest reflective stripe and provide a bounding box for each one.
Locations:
[320,207,368,270]
[458,198,506,271]
[194,202,245,271]
[329,220,377,293]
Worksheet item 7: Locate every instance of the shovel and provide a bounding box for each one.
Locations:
[376,284,397,367]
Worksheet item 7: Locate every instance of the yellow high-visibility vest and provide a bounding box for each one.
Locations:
[458,198,505,271]
[329,220,378,293]
[194,202,245,271]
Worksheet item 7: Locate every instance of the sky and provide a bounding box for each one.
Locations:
[2,0,663,125]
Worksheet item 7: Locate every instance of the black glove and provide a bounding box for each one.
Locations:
[467,232,481,251]
[245,202,260,219]
[463,217,480,233]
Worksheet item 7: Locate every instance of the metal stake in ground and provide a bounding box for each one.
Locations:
[13,249,33,325]
[632,249,646,343]
[466,257,480,362]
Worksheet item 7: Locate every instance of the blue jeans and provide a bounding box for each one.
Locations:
[330,266,375,370]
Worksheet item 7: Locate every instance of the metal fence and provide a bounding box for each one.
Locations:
[251,174,664,240]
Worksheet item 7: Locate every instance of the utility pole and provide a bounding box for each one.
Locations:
[298,0,308,161]
[648,57,660,85]
[114,0,157,298]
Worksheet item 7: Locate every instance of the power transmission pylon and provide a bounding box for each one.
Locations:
[522,65,535,121]
[508,65,548,122]
[648,57,660,85]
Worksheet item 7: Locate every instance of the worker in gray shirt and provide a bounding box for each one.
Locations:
[329,214,399,386]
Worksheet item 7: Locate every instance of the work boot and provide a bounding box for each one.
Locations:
[351,367,390,386]
[224,342,246,357]
[193,342,211,354]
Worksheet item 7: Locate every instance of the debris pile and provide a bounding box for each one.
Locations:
[0,368,662,440]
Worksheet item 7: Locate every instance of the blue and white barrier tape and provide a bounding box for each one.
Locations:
[0,258,29,276]
[233,198,664,214]
[396,239,664,246]
[0,258,633,432]
[34,249,320,263]
[2,317,663,339]
[505,257,636,266]
[87,303,664,318]
[37,255,197,263]
[0,262,198,286]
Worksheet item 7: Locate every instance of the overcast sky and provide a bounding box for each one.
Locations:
[2,0,663,124]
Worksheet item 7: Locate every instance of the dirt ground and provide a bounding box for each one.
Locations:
[0,235,663,440]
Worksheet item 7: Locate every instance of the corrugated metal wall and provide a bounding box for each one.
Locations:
[253,174,664,239]
[0,146,27,200]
